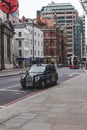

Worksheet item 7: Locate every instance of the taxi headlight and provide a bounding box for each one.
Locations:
[35,76,40,81]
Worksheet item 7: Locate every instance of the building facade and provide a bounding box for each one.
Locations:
[81,16,86,57]
[0,10,15,70]
[74,17,84,60]
[14,23,44,68]
[0,20,14,70]
[36,16,67,64]
[74,23,82,59]
[37,2,79,58]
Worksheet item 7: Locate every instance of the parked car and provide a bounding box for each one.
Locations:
[20,64,58,90]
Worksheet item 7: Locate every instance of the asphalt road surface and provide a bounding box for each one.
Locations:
[0,67,85,107]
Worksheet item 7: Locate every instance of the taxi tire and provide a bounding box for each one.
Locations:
[41,81,46,89]
[22,84,27,89]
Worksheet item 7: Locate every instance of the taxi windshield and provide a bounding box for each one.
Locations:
[29,65,45,73]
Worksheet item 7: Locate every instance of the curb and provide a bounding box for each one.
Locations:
[0,73,22,78]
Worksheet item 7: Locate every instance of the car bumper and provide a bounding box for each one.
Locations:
[26,80,40,87]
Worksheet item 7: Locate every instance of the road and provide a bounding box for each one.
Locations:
[57,67,84,83]
[0,67,85,106]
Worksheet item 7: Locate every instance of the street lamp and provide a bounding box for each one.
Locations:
[32,19,34,63]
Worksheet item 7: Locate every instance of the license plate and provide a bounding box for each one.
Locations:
[26,82,33,86]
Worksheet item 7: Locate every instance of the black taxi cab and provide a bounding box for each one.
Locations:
[20,64,58,90]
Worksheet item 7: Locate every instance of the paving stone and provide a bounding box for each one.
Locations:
[21,122,51,130]
[52,124,87,130]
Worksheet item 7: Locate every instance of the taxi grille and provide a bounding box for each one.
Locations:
[26,76,33,82]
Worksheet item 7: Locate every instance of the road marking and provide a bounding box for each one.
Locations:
[0,106,5,109]
[4,84,20,89]
[0,84,20,90]
[68,73,80,77]
[0,89,25,92]
[0,84,26,93]
[69,74,73,77]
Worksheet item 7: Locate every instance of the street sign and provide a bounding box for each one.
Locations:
[0,0,19,14]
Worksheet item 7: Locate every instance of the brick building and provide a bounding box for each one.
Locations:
[37,2,79,58]
[36,17,67,64]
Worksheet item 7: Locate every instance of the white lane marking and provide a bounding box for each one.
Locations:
[0,84,20,90]
[69,74,73,77]
[0,106,5,108]
[0,89,22,92]
[0,84,25,92]
[68,72,80,77]
[4,84,20,89]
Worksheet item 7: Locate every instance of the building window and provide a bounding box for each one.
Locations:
[41,42,43,47]
[41,51,43,56]
[67,27,72,29]
[45,40,48,47]
[51,49,54,56]
[45,49,48,55]
[67,39,72,42]
[58,16,65,19]
[67,44,72,47]
[31,39,32,45]
[35,50,36,55]
[66,16,72,19]
[19,32,22,37]
[66,12,72,14]
[38,41,40,46]
[67,31,72,34]
[50,40,54,46]
[67,35,72,38]
[19,41,22,47]
[35,40,36,46]
[67,49,72,52]
[86,46,87,53]
[38,50,40,56]
[19,50,22,56]
[66,20,72,24]
[38,33,40,37]
[31,50,32,55]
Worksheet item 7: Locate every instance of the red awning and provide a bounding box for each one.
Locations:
[0,0,19,14]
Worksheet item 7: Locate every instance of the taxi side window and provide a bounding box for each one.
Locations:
[51,65,56,73]
[46,66,51,73]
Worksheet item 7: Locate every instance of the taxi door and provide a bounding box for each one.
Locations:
[45,65,51,85]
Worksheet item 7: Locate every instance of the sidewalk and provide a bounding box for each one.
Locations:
[0,68,26,78]
[0,71,87,129]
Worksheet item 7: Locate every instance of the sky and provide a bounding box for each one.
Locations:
[19,0,84,19]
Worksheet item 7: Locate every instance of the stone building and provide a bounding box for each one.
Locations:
[0,19,14,70]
